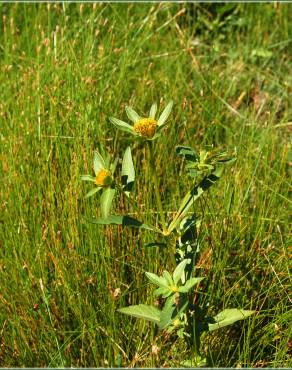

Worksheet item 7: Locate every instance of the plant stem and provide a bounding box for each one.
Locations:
[147,141,167,234]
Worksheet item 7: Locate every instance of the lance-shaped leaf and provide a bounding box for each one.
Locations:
[182,356,207,368]
[208,309,255,332]
[168,166,223,233]
[125,106,140,123]
[122,147,135,196]
[145,272,169,288]
[110,157,118,174]
[144,241,167,248]
[157,101,173,127]
[178,277,204,293]
[85,186,102,199]
[149,103,157,119]
[109,117,135,134]
[164,300,189,332]
[177,215,199,247]
[159,295,176,329]
[163,270,174,287]
[118,304,161,324]
[154,286,172,298]
[80,175,96,183]
[94,151,106,174]
[100,187,116,218]
[173,259,190,285]
[85,215,155,231]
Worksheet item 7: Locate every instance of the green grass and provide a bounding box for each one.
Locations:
[0,3,291,367]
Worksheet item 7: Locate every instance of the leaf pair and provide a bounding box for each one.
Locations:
[146,259,204,298]
[118,295,188,332]
[117,305,255,333]
[176,145,236,178]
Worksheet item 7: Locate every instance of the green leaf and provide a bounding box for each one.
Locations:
[85,215,154,230]
[145,272,168,288]
[110,157,118,174]
[173,259,190,285]
[168,167,223,233]
[104,153,111,169]
[208,309,255,332]
[154,287,171,297]
[251,48,273,58]
[164,300,189,332]
[109,117,135,134]
[122,147,135,195]
[178,277,204,293]
[163,271,174,286]
[94,151,106,174]
[125,106,140,123]
[178,215,199,247]
[176,299,189,316]
[160,295,176,329]
[80,175,96,183]
[85,186,102,199]
[144,241,167,248]
[100,188,116,218]
[162,291,173,298]
[157,101,173,127]
[149,103,157,119]
[176,146,199,162]
[118,304,161,324]
[177,328,185,338]
[182,355,207,367]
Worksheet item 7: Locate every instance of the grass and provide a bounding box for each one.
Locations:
[0,3,291,367]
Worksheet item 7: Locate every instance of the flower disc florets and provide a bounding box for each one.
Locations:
[95,169,113,187]
[133,118,157,138]
[170,285,179,293]
[173,318,181,327]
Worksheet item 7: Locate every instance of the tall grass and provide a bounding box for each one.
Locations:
[0,3,291,367]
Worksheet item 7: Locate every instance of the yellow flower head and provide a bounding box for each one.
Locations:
[133,118,157,138]
[95,169,113,187]
[173,318,181,327]
[170,285,179,293]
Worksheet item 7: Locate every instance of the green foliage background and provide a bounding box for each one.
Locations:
[0,3,291,367]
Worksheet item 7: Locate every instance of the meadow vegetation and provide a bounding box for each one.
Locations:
[0,3,291,367]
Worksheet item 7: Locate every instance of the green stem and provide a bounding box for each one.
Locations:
[191,307,207,366]
[192,317,201,359]
[147,141,167,234]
